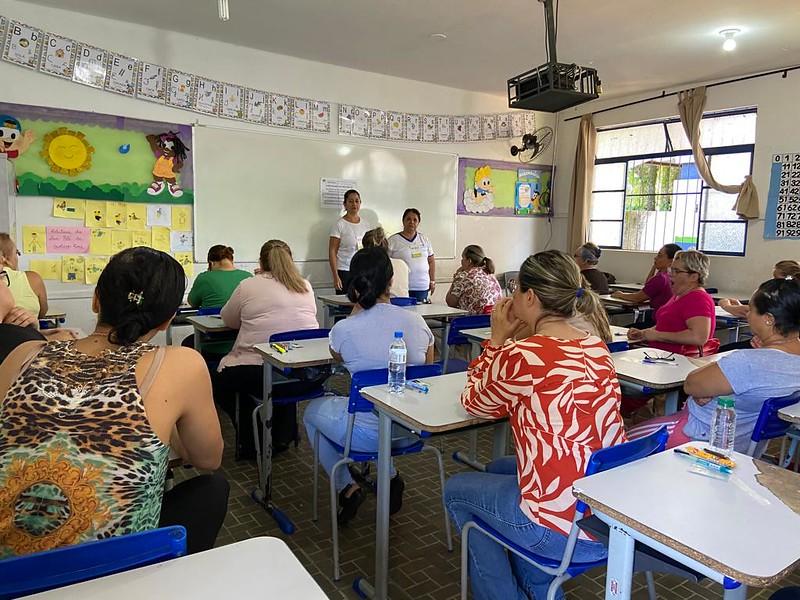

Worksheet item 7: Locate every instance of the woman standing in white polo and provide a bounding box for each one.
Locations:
[328,189,373,294]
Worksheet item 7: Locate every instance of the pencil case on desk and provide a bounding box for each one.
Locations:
[684,446,736,469]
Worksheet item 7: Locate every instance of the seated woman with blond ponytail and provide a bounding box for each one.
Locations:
[446,244,502,314]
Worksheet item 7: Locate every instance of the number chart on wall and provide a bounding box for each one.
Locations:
[765,152,800,240]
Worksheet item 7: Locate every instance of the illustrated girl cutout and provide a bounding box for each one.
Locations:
[146,131,189,198]
[462,165,496,214]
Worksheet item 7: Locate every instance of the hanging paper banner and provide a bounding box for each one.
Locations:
[437,116,452,143]
[453,116,467,143]
[292,98,311,130]
[510,113,525,138]
[497,114,511,138]
[405,114,421,142]
[39,32,76,79]
[137,62,167,103]
[194,77,220,115]
[105,53,138,96]
[269,94,290,127]
[221,83,244,120]
[422,115,437,142]
[312,100,330,133]
[73,43,107,88]
[245,89,267,123]
[388,112,404,141]
[3,20,42,69]
[370,109,387,139]
[467,116,482,141]
[338,104,354,136]
[167,69,194,108]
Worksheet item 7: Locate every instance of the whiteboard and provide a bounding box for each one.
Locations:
[193,126,458,263]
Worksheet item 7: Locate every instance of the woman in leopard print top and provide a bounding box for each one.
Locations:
[0,248,227,556]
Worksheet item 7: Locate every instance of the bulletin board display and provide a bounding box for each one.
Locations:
[0,100,193,204]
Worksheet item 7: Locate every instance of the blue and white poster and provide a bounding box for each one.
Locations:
[764,152,800,239]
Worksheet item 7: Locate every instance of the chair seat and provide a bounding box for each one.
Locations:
[323,436,425,462]
[272,388,325,406]
[444,358,470,374]
[471,517,607,577]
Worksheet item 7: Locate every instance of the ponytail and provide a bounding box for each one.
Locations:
[462,244,495,274]
[348,247,393,309]
[576,288,612,343]
[259,240,308,294]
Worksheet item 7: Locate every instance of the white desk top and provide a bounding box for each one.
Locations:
[254,338,335,368]
[779,402,800,425]
[715,305,748,322]
[318,294,354,307]
[609,282,644,292]
[28,537,327,599]
[360,371,491,433]
[186,315,232,333]
[462,325,629,343]
[613,348,726,390]
[599,294,649,309]
[573,443,800,586]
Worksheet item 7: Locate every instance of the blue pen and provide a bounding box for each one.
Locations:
[405,380,429,394]
[675,449,732,474]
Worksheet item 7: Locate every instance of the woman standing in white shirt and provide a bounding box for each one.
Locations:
[361,227,409,297]
[388,208,435,302]
[328,189,372,294]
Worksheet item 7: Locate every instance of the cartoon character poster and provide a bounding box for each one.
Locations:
[0,100,193,204]
[457,157,552,217]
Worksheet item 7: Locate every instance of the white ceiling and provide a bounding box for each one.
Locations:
[19,0,800,99]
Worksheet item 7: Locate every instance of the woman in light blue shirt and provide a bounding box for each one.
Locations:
[628,277,800,451]
[303,247,434,524]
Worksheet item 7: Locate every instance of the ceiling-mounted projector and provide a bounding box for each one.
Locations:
[507,0,602,113]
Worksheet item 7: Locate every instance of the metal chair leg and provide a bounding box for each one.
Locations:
[330,458,350,581]
[422,445,452,551]
[251,402,262,478]
[460,522,473,600]
[312,430,320,522]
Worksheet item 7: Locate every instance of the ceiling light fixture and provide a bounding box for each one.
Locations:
[218,0,230,21]
[719,28,740,52]
[429,33,448,41]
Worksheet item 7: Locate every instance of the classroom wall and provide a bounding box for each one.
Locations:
[552,71,800,294]
[1,0,555,335]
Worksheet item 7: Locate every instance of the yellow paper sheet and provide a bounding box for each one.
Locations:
[85,200,108,228]
[171,206,192,231]
[151,226,171,252]
[22,225,46,254]
[61,256,85,284]
[107,202,127,229]
[29,259,61,281]
[131,230,152,248]
[53,198,85,220]
[111,230,132,253]
[174,252,194,277]
[126,203,147,231]
[89,229,113,255]
[85,256,109,285]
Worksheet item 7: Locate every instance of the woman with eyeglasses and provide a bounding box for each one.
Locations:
[626,250,717,356]
[0,233,48,321]
[445,250,624,600]
[627,277,800,450]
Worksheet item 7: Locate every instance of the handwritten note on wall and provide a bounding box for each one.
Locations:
[46,226,90,254]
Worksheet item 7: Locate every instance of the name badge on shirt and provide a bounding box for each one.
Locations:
[411,251,423,259]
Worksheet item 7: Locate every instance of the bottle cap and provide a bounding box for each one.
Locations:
[394,331,403,338]
[717,396,735,408]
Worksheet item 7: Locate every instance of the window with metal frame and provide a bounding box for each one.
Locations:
[589,109,756,256]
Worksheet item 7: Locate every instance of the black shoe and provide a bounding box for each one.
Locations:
[389,474,405,515]
[338,486,366,526]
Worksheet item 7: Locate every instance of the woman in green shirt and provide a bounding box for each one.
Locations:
[187,245,251,309]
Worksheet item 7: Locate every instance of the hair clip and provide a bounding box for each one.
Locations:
[786,275,794,281]
[127,291,144,306]
[575,287,585,298]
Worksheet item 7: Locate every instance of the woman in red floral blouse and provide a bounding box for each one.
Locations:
[444,249,626,600]
[445,244,502,314]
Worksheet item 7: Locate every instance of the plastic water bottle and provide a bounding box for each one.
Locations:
[388,331,407,393]
[710,396,737,456]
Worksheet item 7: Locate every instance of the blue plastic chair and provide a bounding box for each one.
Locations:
[460,426,669,600]
[240,328,330,465]
[0,526,186,599]
[312,364,452,580]
[389,296,418,306]
[744,391,800,460]
[442,314,491,374]
[196,306,222,316]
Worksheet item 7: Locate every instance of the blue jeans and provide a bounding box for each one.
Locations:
[445,457,607,600]
[303,396,415,492]
[408,289,429,302]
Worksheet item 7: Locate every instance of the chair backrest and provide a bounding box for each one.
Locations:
[0,526,186,599]
[575,426,668,514]
[446,314,491,346]
[270,328,330,342]
[196,306,221,316]
[502,271,519,294]
[748,391,800,456]
[349,364,443,414]
[390,297,418,306]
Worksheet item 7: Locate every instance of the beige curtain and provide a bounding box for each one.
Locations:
[678,86,759,219]
[568,114,597,251]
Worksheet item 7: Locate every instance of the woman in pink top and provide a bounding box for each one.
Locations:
[627,250,717,356]
[610,243,681,323]
[216,240,324,455]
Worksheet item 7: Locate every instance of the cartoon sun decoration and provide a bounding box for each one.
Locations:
[40,127,95,175]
